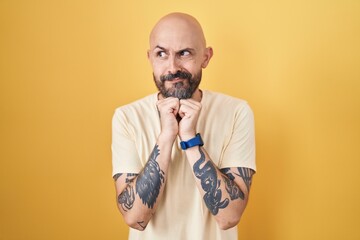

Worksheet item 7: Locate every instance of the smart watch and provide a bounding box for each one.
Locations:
[180,133,204,150]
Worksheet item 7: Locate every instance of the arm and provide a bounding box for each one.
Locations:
[183,145,254,230]
[114,137,172,230]
[178,98,255,230]
[113,97,180,230]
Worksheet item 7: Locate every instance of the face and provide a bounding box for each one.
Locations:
[148,15,212,99]
[151,48,203,99]
[149,44,204,99]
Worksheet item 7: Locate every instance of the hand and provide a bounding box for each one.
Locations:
[156,97,180,141]
[178,99,202,140]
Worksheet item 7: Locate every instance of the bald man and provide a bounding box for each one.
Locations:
[112,13,256,240]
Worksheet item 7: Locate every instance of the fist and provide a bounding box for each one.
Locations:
[178,99,202,140]
[156,97,180,141]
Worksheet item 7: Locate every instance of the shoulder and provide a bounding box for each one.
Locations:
[114,93,158,117]
[202,90,252,113]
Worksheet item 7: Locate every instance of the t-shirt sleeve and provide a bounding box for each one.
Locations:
[220,102,256,171]
[111,108,143,177]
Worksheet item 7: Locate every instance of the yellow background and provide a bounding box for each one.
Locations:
[1,0,359,239]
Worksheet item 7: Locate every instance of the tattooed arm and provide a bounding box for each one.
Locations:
[113,97,180,230]
[185,146,255,230]
[177,97,255,229]
[114,138,173,231]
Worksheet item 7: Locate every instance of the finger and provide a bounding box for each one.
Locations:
[157,97,178,106]
[180,98,200,104]
[178,106,185,118]
[179,100,201,117]
[171,99,180,115]
[157,98,180,114]
[157,97,179,109]
[179,99,202,110]
[178,104,194,118]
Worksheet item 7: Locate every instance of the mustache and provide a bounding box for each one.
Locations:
[160,71,192,82]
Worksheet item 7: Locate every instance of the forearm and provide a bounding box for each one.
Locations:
[115,135,173,230]
[184,146,250,230]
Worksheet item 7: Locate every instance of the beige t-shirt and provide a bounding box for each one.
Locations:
[112,90,256,240]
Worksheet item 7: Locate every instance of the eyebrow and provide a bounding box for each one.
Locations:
[154,45,166,51]
[154,45,195,53]
[179,48,195,53]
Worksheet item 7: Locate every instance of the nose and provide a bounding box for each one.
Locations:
[167,56,181,74]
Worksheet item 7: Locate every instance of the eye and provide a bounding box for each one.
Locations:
[180,50,191,57]
[156,51,166,58]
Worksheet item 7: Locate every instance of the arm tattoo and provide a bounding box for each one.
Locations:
[193,147,229,215]
[234,167,254,192]
[125,173,138,183]
[117,174,138,211]
[135,145,165,209]
[113,173,123,181]
[118,184,135,211]
[220,168,245,200]
[137,221,147,230]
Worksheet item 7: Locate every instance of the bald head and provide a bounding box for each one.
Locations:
[149,12,207,51]
[148,13,213,100]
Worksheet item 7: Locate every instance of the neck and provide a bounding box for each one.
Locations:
[191,88,202,102]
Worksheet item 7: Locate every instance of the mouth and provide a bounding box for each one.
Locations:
[160,71,192,82]
[169,78,185,83]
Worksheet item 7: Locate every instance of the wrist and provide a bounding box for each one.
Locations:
[180,133,203,150]
[158,132,177,145]
[179,132,196,141]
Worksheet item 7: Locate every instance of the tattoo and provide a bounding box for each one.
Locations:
[113,173,122,181]
[220,168,245,200]
[125,173,138,183]
[115,173,138,211]
[118,184,135,211]
[137,221,147,230]
[234,167,254,192]
[193,147,229,215]
[136,145,165,209]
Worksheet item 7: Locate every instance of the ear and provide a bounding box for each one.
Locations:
[147,50,150,60]
[201,47,213,68]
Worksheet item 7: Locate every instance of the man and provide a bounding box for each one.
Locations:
[112,12,256,240]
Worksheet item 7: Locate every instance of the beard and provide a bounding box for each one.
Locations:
[153,70,202,99]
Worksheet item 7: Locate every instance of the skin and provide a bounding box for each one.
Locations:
[114,12,254,231]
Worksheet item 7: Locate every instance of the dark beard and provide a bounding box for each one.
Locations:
[153,70,202,99]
